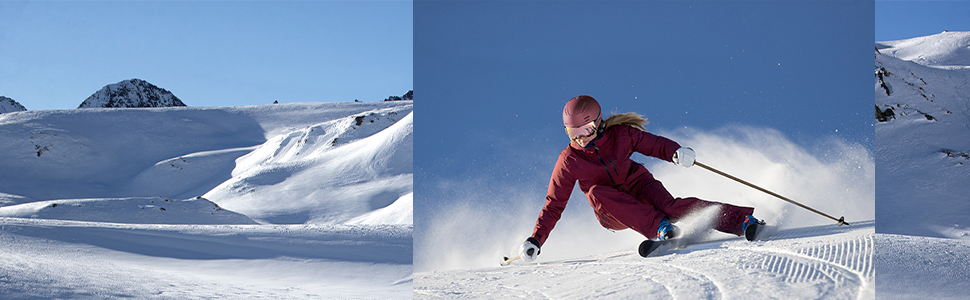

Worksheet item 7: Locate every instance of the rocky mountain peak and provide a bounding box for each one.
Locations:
[0,96,27,113]
[78,79,186,109]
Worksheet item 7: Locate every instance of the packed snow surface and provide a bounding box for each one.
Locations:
[0,101,413,298]
[417,222,873,299]
[875,31,970,299]
[0,218,412,299]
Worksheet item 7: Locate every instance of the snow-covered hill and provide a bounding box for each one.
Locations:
[204,108,413,224]
[78,78,187,108]
[0,197,257,225]
[1,96,27,113]
[876,31,970,69]
[875,31,970,299]
[0,101,413,298]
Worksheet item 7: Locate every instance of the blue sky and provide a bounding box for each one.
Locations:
[416,1,873,184]
[877,1,970,41]
[0,1,412,110]
[414,1,873,248]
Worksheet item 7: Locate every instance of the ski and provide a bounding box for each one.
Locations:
[638,239,676,257]
[744,219,767,241]
[640,222,770,257]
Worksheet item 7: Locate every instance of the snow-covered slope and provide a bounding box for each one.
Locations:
[0,101,413,298]
[78,78,186,108]
[0,101,414,224]
[0,218,412,299]
[875,31,970,299]
[876,31,970,69]
[417,222,874,299]
[875,32,970,238]
[0,197,257,225]
[204,108,413,224]
[1,96,27,113]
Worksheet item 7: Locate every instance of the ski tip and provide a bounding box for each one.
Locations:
[744,221,763,241]
[638,240,651,257]
[638,239,675,257]
[638,239,661,257]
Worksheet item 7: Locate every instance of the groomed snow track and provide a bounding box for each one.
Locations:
[415,221,874,299]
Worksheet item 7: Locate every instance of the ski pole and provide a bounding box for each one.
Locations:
[694,161,849,226]
[500,256,521,266]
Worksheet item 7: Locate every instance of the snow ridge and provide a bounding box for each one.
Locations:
[0,196,257,225]
[78,78,186,108]
[876,31,970,69]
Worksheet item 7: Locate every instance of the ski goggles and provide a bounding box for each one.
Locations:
[565,121,598,140]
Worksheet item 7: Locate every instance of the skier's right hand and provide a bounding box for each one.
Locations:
[673,147,695,168]
[520,237,541,262]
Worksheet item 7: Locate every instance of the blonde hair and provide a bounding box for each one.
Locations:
[602,112,648,132]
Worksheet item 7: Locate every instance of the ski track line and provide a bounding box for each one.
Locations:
[588,260,707,300]
[571,253,719,300]
[546,255,721,299]
[732,234,873,300]
[655,259,724,300]
[415,258,704,299]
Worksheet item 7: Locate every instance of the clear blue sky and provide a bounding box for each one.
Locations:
[876,1,970,41]
[414,1,873,220]
[0,1,412,110]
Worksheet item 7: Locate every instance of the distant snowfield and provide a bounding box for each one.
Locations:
[0,101,413,298]
[876,31,970,299]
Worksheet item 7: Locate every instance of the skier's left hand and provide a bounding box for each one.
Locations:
[520,237,541,262]
[673,147,695,167]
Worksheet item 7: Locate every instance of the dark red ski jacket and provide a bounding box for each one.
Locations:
[531,124,681,245]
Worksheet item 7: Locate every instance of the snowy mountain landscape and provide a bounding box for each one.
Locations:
[0,100,413,298]
[874,31,970,299]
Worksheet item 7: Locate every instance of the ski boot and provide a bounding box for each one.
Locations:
[742,215,765,241]
[657,217,679,241]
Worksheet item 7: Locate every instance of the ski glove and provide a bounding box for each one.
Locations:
[672,147,695,168]
[520,237,541,262]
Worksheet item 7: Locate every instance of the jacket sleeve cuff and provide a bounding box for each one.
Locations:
[526,236,542,248]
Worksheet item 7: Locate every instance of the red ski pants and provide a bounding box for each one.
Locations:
[585,180,754,238]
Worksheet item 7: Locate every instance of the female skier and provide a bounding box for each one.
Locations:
[520,95,763,261]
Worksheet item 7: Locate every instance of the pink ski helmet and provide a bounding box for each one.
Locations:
[562,95,601,127]
[563,95,602,139]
